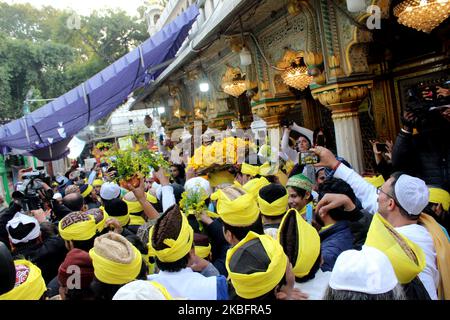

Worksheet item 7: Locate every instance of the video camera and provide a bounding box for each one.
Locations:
[405,78,450,116]
[14,170,53,212]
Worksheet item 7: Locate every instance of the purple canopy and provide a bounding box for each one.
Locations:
[0,5,199,159]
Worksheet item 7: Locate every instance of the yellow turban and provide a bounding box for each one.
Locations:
[0,260,46,300]
[226,232,287,299]
[81,184,93,198]
[211,189,260,226]
[208,170,235,187]
[148,211,194,263]
[275,171,288,186]
[58,212,97,241]
[195,243,211,259]
[364,175,385,188]
[94,207,109,232]
[241,163,260,177]
[257,193,288,217]
[93,179,104,187]
[89,233,143,285]
[124,193,157,214]
[242,177,270,197]
[429,187,450,211]
[259,162,279,176]
[365,213,426,284]
[278,208,321,278]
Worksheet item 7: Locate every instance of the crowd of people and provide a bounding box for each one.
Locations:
[0,104,449,301]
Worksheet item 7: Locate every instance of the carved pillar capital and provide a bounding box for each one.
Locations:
[311,80,372,114]
[311,80,372,174]
[251,100,294,129]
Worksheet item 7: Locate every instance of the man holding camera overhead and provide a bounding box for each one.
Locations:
[392,85,450,192]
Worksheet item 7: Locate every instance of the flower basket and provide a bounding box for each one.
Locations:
[187,137,255,175]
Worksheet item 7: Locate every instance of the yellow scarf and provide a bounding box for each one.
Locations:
[363,175,385,188]
[259,162,279,176]
[124,193,157,214]
[58,215,97,241]
[278,208,321,278]
[195,244,211,259]
[428,188,450,211]
[93,179,103,187]
[242,177,270,197]
[81,184,93,198]
[241,163,260,177]
[418,214,450,300]
[0,260,46,300]
[226,232,287,299]
[89,244,142,285]
[94,207,109,232]
[211,189,260,226]
[129,215,146,226]
[257,193,288,216]
[148,213,193,263]
[149,281,173,300]
[365,213,426,284]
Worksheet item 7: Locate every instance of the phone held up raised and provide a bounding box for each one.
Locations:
[299,151,319,165]
[376,143,388,153]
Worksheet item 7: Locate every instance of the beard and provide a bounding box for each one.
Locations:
[314,212,325,227]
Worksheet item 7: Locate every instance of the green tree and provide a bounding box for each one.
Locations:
[0,2,149,121]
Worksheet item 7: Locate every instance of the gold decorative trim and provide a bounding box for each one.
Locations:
[332,111,359,120]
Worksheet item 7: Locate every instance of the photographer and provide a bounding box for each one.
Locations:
[392,86,450,191]
[369,139,394,180]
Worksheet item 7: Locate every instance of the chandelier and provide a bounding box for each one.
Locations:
[221,67,247,98]
[281,57,313,91]
[393,0,450,33]
[222,80,247,98]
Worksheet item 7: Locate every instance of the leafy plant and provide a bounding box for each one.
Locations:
[104,134,169,185]
[96,141,112,151]
[179,189,208,216]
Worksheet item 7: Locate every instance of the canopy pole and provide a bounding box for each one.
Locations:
[82,83,92,125]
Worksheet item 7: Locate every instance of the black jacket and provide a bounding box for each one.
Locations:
[12,234,67,284]
[393,128,450,191]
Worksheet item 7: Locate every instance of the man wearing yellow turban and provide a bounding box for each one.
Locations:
[226,232,308,300]
[210,185,263,246]
[0,243,47,300]
[278,208,331,300]
[424,187,450,236]
[148,205,228,300]
[89,232,145,299]
[123,191,158,233]
[257,183,289,239]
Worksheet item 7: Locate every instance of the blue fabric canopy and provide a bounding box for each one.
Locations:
[0,5,199,158]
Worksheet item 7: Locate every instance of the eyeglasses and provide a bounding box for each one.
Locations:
[376,187,394,199]
[377,186,404,209]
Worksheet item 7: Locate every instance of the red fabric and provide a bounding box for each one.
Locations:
[58,248,94,289]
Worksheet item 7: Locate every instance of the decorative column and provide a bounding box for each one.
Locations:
[311,80,372,174]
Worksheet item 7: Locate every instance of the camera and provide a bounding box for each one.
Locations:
[299,151,319,165]
[406,78,450,115]
[15,170,52,212]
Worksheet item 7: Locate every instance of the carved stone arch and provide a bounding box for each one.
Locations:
[344,0,392,75]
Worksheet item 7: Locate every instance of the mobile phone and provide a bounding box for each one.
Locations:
[376,143,388,153]
[299,151,319,165]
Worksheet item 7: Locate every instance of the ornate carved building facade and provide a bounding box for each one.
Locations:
[132,0,449,174]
